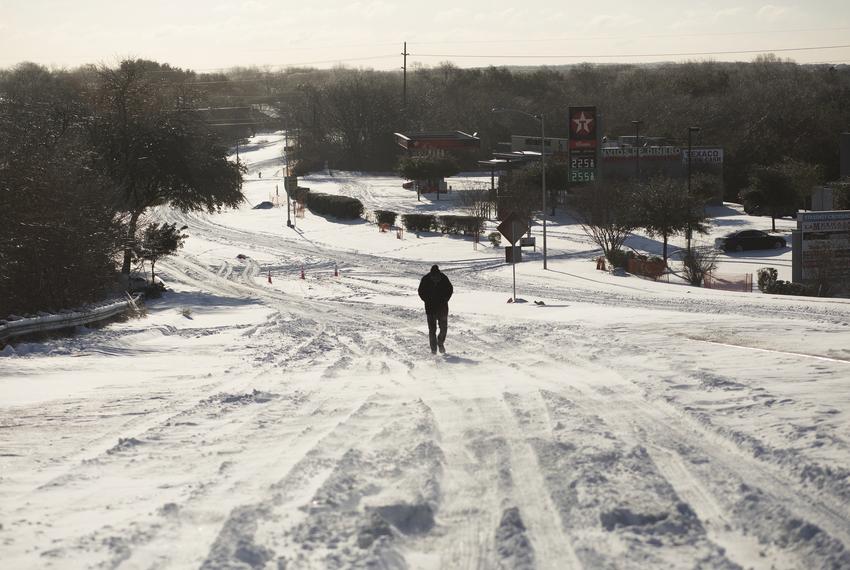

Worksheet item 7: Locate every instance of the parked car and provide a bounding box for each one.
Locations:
[715,230,786,252]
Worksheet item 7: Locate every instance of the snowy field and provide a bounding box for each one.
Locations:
[2,132,849,569]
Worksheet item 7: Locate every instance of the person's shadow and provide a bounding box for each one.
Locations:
[441,354,478,364]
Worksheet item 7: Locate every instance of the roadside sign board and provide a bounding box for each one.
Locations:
[797,210,850,282]
[497,212,529,245]
[284,176,298,192]
[505,246,522,264]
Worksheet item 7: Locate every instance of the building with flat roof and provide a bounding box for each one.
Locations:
[394,131,480,154]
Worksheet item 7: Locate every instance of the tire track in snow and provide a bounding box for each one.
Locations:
[561,359,850,568]
[418,395,504,569]
[122,383,371,568]
[406,353,581,569]
[258,397,443,569]
[200,392,391,569]
[500,391,584,570]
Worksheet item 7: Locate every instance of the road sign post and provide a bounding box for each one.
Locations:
[498,212,530,302]
[284,176,297,228]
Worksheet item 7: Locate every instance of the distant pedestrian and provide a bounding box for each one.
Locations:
[258,172,262,179]
[418,264,453,354]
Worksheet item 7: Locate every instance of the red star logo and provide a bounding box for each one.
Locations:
[572,112,594,135]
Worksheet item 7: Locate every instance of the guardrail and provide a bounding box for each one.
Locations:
[0,294,143,345]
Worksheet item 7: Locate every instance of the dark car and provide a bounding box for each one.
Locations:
[715,230,786,252]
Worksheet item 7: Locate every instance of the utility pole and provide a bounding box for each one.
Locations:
[541,112,547,269]
[401,42,409,114]
[687,126,701,253]
[491,107,549,269]
[632,120,642,180]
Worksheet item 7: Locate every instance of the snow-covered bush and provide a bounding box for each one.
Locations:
[488,232,502,247]
[374,210,397,226]
[757,267,778,292]
[401,214,436,232]
[304,192,363,220]
[436,215,483,235]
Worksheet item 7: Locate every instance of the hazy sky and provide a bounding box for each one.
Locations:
[2,0,849,71]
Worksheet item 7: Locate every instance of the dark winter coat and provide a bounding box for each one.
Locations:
[418,267,453,315]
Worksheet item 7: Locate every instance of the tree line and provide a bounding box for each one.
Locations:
[208,56,850,201]
[0,60,243,317]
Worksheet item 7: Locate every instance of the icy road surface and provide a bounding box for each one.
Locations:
[2,132,850,569]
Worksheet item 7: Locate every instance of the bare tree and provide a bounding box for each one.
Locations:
[679,245,718,286]
[453,181,493,220]
[634,176,708,261]
[568,181,637,264]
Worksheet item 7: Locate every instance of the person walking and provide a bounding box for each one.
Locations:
[418,264,453,354]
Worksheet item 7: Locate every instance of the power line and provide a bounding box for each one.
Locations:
[407,26,850,46]
[413,43,850,60]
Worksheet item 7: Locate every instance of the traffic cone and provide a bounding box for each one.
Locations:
[268,271,272,284]
[300,266,305,279]
[334,263,339,277]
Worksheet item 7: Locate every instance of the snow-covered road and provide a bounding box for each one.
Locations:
[2,133,849,569]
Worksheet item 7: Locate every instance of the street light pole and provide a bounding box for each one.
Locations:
[632,120,642,180]
[687,126,701,254]
[491,107,548,269]
[540,112,547,270]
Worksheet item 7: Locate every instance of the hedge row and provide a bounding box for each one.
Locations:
[375,210,398,226]
[437,215,484,235]
[400,214,484,234]
[294,186,364,220]
[757,267,818,296]
[401,214,435,232]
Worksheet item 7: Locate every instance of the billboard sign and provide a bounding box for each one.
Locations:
[568,106,598,184]
[799,211,850,232]
[603,146,682,161]
[682,147,724,164]
[797,211,850,282]
[511,135,569,155]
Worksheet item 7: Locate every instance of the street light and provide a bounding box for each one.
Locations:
[687,126,701,253]
[491,107,548,269]
[631,120,642,180]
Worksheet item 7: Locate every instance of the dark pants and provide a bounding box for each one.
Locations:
[426,308,448,351]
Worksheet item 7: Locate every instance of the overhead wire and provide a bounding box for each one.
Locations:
[412,43,850,60]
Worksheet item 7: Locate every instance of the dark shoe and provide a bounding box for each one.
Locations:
[431,348,438,355]
[438,343,445,354]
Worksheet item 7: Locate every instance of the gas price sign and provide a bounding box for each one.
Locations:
[568,106,598,185]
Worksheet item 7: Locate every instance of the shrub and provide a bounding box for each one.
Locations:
[681,247,718,287]
[375,210,397,226]
[290,185,310,201]
[436,215,484,235]
[606,248,628,268]
[757,267,778,292]
[303,192,363,219]
[768,280,813,296]
[758,268,817,296]
[401,214,437,232]
[488,232,502,247]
